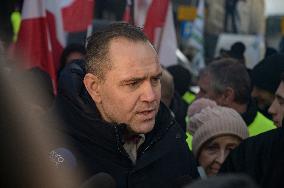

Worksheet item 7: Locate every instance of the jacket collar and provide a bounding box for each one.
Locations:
[56,89,175,157]
[56,60,175,156]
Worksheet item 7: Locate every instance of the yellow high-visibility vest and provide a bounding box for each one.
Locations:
[182,91,196,105]
[11,10,21,42]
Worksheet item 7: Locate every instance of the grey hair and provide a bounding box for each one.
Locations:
[200,58,251,104]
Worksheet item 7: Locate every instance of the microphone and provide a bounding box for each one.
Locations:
[80,173,116,188]
[49,147,77,169]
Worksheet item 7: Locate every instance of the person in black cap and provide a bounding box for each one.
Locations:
[226,42,246,65]
[167,65,194,131]
[167,65,192,97]
[251,53,284,119]
[58,43,86,80]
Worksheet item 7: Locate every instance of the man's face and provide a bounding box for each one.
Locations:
[90,38,162,134]
[196,73,224,105]
[251,86,274,110]
[268,82,284,127]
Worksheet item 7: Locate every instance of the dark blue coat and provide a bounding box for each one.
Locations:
[220,127,284,188]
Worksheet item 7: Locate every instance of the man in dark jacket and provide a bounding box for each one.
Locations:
[220,73,284,187]
[53,23,198,188]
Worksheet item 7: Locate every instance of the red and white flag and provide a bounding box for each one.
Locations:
[123,0,133,23]
[60,0,94,32]
[14,0,66,91]
[140,0,169,45]
[124,0,177,67]
[156,2,178,67]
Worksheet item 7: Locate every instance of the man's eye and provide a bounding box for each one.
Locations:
[155,77,161,81]
[277,98,284,105]
[127,81,139,87]
[151,77,161,85]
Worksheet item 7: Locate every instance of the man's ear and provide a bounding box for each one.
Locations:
[222,87,235,105]
[83,73,102,103]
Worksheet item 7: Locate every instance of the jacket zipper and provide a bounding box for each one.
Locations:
[113,125,134,165]
[140,119,175,155]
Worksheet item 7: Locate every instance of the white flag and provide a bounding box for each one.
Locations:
[124,0,178,67]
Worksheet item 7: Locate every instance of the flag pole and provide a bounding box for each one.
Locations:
[129,0,134,25]
[85,0,95,46]
[156,1,169,53]
[85,24,93,47]
[156,27,164,54]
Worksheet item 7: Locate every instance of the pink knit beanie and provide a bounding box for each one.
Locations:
[187,98,217,132]
[189,106,249,157]
[187,98,217,117]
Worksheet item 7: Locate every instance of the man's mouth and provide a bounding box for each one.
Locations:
[137,109,156,120]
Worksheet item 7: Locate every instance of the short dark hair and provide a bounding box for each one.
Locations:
[201,58,251,104]
[59,43,86,73]
[85,22,150,79]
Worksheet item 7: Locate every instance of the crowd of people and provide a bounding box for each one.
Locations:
[2,21,284,188]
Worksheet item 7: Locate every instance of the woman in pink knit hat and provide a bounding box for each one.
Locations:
[188,105,249,177]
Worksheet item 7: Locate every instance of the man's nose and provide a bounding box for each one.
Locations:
[268,99,277,115]
[141,82,157,102]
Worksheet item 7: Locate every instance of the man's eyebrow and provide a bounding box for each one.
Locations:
[120,76,146,84]
[120,72,162,84]
[152,72,163,78]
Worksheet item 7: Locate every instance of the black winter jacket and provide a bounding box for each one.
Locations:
[220,127,284,188]
[52,60,199,188]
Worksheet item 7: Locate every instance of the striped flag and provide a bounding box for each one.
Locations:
[157,2,178,67]
[188,0,205,74]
